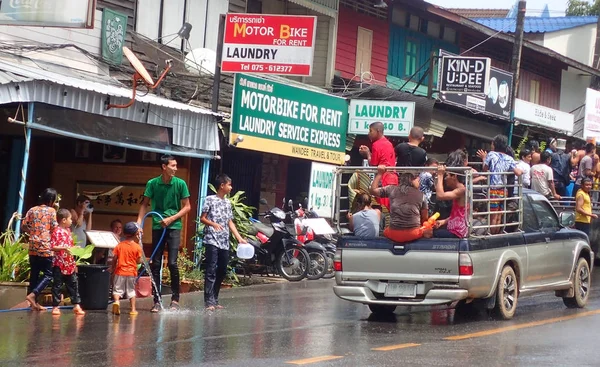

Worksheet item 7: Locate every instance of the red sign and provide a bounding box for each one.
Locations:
[221,13,317,76]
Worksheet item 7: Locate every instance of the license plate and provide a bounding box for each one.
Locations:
[384,283,417,298]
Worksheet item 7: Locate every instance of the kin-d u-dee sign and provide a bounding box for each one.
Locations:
[348,100,415,137]
[439,56,491,94]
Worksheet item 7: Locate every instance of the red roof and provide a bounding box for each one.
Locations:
[447,8,510,18]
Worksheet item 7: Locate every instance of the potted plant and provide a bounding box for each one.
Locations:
[178,249,203,292]
[0,226,30,310]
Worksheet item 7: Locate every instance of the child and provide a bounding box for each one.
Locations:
[111,222,143,315]
[50,209,85,316]
[200,174,247,311]
[419,158,438,216]
[347,193,380,237]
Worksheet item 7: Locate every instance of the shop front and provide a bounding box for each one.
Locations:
[0,55,221,253]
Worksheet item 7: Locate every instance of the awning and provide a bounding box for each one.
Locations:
[288,0,338,17]
[432,109,504,140]
[0,54,221,157]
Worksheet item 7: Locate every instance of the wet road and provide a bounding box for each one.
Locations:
[2,274,600,367]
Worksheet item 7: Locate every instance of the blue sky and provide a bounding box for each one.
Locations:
[426,0,568,17]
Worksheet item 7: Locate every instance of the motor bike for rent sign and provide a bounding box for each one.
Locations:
[230,74,348,165]
[222,14,317,76]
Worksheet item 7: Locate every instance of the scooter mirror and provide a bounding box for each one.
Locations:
[259,198,268,205]
[288,199,293,208]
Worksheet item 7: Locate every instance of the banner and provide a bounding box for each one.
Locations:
[348,100,415,137]
[308,162,337,218]
[439,56,491,94]
[438,50,513,120]
[101,8,127,65]
[230,74,348,164]
[0,0,95,28]
[222,14,317,76]
[584,88,600,140]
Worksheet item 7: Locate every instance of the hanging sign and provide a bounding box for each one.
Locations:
[101,8,127,65]
[230,74,348,164]
[308,162,337,218]
[348,100,415,136]
[221,13,317,76]
[584,88,600,140]
[439,55,491,94]
[514,99,574,133]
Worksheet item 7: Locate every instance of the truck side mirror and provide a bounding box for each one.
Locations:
[559,211,575,228]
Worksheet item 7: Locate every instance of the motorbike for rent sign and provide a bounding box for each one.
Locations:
[348,100,415,137]
[308,162,337,218]
[222,14,317,76]
[230,74,348,165]
[439,55,491,94]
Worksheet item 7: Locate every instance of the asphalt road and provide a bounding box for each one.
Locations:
[2,274,600,367]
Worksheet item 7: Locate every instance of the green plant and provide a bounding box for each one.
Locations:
[68,245,94,265]
[179,249,204,282]
[0,230,29,282]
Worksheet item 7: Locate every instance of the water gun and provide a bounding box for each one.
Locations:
[420,212,440,231]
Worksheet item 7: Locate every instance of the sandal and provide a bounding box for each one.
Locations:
[112,302,120,315]
[73,306,85,316]
[150,303,161,313]
[129,311,139,316]
[169,302,180,311]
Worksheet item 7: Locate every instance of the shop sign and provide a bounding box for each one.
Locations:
[584,88,600,140]
[438,50,513,120]
[101,8,127,66]
[230,74,348,165]
[222,13,317,76]
[348,100,415,137]
[439,56,491,94]
[308,162,336,218]
[514,99,573,133]
[0,0,95,28]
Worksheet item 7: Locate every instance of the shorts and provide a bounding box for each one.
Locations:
[113,275,136,299]
[384,227,424,243]
[490,188,506,211]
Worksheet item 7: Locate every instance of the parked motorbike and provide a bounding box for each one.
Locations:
[289,202,329,280]
[294,204,337,279]
[244,199,310,281]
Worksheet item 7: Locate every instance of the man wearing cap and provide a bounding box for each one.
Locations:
[138,154,191,312]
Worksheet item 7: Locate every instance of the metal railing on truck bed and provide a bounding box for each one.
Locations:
[332,166,524,238]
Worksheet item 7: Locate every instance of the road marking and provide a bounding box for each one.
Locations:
[371,342,421,351]
[445,309,600,341]
[286,355,344,365]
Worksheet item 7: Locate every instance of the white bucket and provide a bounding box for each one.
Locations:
[236,243,255,259]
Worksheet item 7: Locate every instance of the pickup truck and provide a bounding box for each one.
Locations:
[332,187,594,320]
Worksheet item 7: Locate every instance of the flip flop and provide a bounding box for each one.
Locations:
[150,303,161,313]
[129,311,138,316]
[112,302,120,315]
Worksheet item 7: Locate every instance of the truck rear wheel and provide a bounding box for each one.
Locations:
[368,304,396,315]
[563,257,590,309]
[493,266,518,320]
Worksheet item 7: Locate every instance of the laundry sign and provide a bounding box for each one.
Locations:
[439,56,491,94]
[348,100,415,137]
[222,13,317,76]
[308,162,337,218]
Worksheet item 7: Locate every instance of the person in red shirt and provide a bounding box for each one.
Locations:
[359,122,398,209]
[50,209,85,316]
[111,222,143,315]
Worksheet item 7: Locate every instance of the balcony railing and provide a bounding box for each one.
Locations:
[310,0,339,10]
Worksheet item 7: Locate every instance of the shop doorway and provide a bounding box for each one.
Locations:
[285,158,311,209]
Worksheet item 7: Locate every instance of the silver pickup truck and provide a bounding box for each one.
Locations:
[333,179,594,319]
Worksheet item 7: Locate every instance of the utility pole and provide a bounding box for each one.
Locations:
[508,0,526,146]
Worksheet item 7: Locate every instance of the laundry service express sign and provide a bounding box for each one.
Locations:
[348,100,415,137]
[439,55,491,94]
[230,74,348,164]
[222,14,317,76]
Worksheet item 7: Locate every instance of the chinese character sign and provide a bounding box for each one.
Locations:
[76,183,146,215]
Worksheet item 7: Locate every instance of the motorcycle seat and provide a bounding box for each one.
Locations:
[252,222,274,237]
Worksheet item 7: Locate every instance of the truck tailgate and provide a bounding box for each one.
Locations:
[338,237,461,283]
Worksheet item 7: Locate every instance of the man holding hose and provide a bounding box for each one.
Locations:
[138,154,191,312]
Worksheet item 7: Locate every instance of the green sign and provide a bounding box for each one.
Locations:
[101,8,127,65]
[308,162,336,218]
[348,99,415,137]
[230,74,349,164]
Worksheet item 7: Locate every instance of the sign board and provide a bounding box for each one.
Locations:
[85,230,120,249]
[439,56,491,94]
[348,100,415,137]
[514,99,574,133]
[0,0,95,28]
[308,162,337,218]
[101,8,127,65]
[222,13,317,76]
[584,88,600,140]
[230,74,348,164]
[438,50,513,120]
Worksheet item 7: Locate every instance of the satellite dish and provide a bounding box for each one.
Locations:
[123,46,154,85]
[184,48,216,75]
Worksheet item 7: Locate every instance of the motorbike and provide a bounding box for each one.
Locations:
[294,203,337,279]
[244,198,310,281]
[288,201,329,280]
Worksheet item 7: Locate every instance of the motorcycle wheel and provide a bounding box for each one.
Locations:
[276,246,309,281]
[322,250,335,279]
[306,250,328,280]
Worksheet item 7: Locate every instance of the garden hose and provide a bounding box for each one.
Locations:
[136,211,167,279]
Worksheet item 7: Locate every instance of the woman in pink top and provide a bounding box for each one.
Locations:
[433,164,468,238]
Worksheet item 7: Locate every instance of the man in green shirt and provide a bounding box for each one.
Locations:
[138,154,191,312]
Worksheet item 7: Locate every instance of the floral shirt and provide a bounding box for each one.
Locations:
[484,151,517,187]
[52,227,77,275]
[23,205,58,258]
[202,195,233,250]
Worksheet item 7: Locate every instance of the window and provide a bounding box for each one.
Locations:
[530,200,559,230]
[355,27,373,75]
[523,199,539,233]
[405,39,418,77]
[530,80,540,104]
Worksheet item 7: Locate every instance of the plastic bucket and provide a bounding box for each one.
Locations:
[77,264,110,310]
[236,243,255,259]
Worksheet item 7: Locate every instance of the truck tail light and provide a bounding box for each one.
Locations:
[459,253,473,276]
[333,249,342,271]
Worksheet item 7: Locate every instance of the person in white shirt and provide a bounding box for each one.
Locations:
[531,151,561,200]
[516,149,532,188]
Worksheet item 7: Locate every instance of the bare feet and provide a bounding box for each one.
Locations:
[73,305,85,316]
[51,307,61,316]
[205,306,216,311]
[26,293,45,311]
[215,305,224,309]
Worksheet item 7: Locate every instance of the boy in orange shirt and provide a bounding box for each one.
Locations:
[111,222,143,315]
